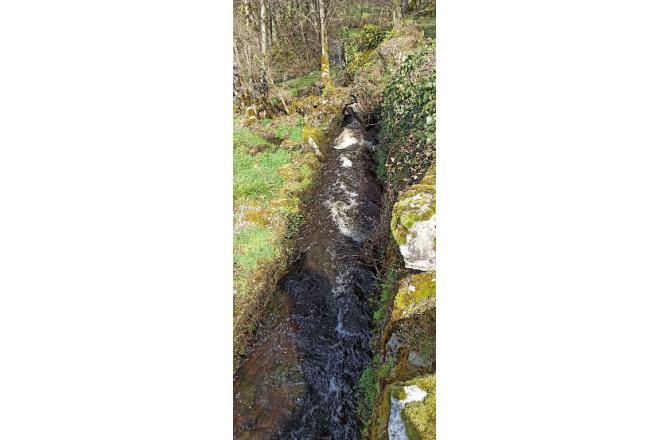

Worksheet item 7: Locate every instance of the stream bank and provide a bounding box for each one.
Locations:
[234,116,382,439]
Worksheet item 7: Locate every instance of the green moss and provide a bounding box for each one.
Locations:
[392,272,436,321]
[402,375,436,440]
[302,125,325,148]
[289,94,320,114]
[390,163,436,246]
[269,197,300,215]
[243,106,259,126]
[375,375,436,440]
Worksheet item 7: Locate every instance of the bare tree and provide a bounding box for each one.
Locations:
[259,0,268,57]
[243,0,253,29]
[318,0,335,92]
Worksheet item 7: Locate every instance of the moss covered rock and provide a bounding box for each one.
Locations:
[391,162,436,271]
[399,375,436,440]
[373,375,436,440]
[391,272,436,322]
[302,125,326,158]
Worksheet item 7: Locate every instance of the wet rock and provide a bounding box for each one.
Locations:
[381,272,435,385]
[391,162,436,271]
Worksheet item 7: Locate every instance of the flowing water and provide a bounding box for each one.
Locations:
[234,117,382,439]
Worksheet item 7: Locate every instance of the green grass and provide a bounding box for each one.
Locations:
[233,122,271,149]
[233,116,318,300]
[275,117,304,142]
[280,71,321,97]
[233,122,291,201]
[234,225,278,272]
[233,147,291,200]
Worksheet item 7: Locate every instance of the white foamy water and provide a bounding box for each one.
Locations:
[333,128,359,149]
[328,199,364,242]
[340,156,352,167]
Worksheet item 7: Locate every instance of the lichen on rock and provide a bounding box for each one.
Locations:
[391,272,436,322]
[391,162,436,271]
[399,375,436,440]
[377,374,436,440]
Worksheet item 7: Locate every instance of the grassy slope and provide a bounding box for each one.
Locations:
[233,115,309,298]
[233,110,322,370]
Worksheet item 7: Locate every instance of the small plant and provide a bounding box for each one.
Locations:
[373,268,397,324]
[357,354,396,436]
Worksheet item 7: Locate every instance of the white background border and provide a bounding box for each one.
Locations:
[1,0,667,438]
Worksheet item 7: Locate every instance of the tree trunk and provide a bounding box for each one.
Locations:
[259,0,267,57]
[243,0,252,29]
[259,0,269,98]
[401,0,409,16]
[393,0,402,27]
[318,0,334,93]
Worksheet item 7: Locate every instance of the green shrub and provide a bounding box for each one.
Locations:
[358,24,387,51]
[377,39,436,186]
[340,24,390,66]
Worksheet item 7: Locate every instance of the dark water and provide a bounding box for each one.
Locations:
[234,118,382,439]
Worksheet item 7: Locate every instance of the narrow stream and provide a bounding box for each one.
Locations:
[234,116,382,439]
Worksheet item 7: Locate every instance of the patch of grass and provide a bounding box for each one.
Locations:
[233,225,278,273]
[232,114,320,302]
[280,71,321,97]
[373,268,397,324]
[233,120,271,149]
[233,146,291,200]
[275,117,304,142]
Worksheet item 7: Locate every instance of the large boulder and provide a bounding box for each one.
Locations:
[391,272,436,322]
[391,163,436,271]
[383,272,436,384]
